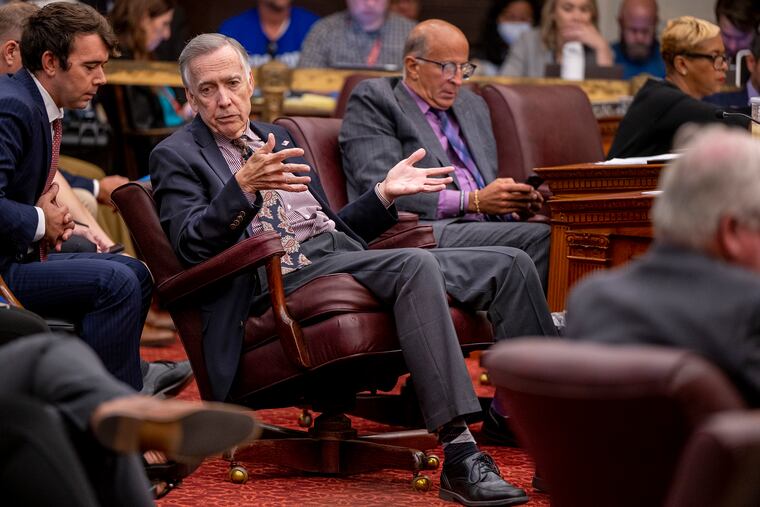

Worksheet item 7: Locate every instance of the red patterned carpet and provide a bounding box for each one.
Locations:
[142,338,550,507]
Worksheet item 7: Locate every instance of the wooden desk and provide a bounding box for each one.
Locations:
[535,162,666,310]
[543,191,655,310]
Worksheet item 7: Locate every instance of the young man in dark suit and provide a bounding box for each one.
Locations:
[0,2,189,393]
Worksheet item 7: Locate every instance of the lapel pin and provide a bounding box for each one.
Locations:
[282,140,290,146]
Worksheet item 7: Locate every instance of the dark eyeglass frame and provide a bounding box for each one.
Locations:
[415,57,477,80]
[680,52,731,70]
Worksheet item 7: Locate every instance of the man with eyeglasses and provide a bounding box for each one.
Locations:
[706,33,760,110]
[340,19,551,291]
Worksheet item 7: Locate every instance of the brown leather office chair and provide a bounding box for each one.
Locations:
[112,182,440,489]
[481,84,605,184]
[484,338,746,507]
[665,411,760,507]
[274,115,495,424]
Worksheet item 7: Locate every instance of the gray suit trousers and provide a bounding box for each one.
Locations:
[259,231,556,431]
[0,334,153,507]
[436,220,551,291]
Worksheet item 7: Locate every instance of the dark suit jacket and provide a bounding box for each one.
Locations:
[150,116,398,400]
[0,70,53,271]
[339,77,498,230]
[608,78,748,158]
[61,170,95,194]
[566,243,760,407]
[704,86,751,111]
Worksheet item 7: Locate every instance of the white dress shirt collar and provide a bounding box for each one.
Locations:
[29,70,64,125]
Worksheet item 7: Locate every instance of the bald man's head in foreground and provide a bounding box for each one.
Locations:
[402,19,475,110]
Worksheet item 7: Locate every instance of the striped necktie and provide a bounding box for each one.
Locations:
[432,109,486,189]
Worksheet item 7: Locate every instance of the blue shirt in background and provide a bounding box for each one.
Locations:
[219,7,319,68]
[612,40,666,79]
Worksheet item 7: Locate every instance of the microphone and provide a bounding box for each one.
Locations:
[715,109,760,125]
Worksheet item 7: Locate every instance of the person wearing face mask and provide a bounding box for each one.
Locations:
[612,0,665,79]
[472,0,537,76]
[500,0,613,78]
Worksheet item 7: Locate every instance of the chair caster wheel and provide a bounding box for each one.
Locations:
[229,465,248,484]
[424,454,440,470]
[298,410,313,428]
[479,371,490,385]
[412,474,432,492]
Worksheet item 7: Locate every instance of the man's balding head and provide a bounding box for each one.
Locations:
[0,2,38,73]
[618,0,658,62]
[403,19,468,58]
[402,20,472,110]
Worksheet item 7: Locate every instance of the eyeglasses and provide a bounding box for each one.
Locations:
[680,52,730,70]
[415,57,477,80]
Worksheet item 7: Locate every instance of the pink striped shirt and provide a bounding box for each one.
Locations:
[213,126,336,242]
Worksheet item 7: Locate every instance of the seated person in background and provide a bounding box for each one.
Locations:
[612,0,665,79]
[715,0,759,61]
[340,20,551,289]
[607,16,747,158]
[298,0,415,69]
[219,0,319,68]
[104,0,192,178]
[0,328,257,505]
[389,0,420,21]
[471,0,538,76]
[705,33,760,109]
[0,2,189,394]
[500,0,613,77]
[566,125,760,407]
[152,32,559,507]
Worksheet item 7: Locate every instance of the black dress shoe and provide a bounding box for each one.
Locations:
[140,360,193,398]
[439,452,529,506]
[481,406,519,447]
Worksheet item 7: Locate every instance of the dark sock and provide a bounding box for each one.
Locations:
[439,419,480,466]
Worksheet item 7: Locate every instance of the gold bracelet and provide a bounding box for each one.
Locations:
[474,189,481,214]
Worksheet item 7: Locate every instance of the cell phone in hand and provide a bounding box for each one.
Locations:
[524,175,544,189]
[107,243,125,254]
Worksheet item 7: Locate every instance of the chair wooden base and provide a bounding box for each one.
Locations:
[225,413,439,487]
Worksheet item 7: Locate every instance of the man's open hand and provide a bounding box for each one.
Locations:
[378,148,453,201]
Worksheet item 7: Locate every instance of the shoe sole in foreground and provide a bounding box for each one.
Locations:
[95,404,261,463]
[439,488,530,507]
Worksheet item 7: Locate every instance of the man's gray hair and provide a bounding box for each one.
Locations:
[653,125,760,250]
[179,33,251,89]
[0,2,38,42]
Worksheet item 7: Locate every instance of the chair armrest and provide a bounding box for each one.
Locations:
[0,274,22,308]
[369,224,437,250]
[157,232,313,370]
[157,232,285,305]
